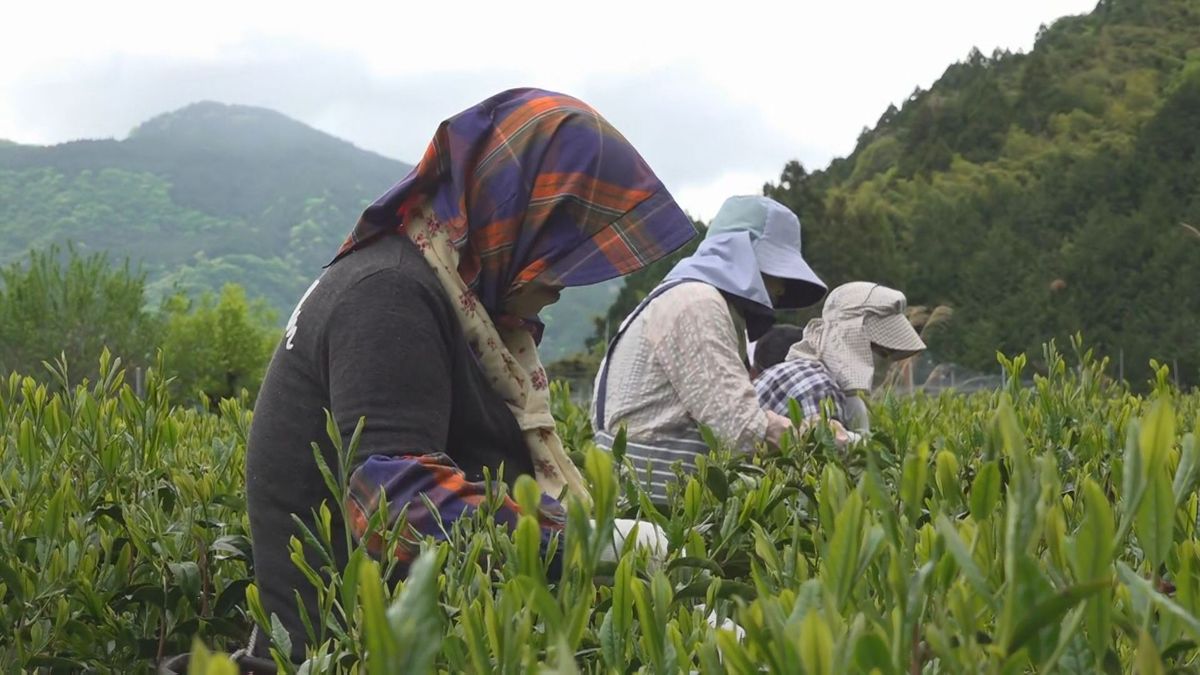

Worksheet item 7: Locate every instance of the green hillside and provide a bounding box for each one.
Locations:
[0,102,613,359]
[767,0,1200,387]
[582,0,1200,388]
[0,101,408,313]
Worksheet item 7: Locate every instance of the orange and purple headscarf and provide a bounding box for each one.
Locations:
[333,87,697,321]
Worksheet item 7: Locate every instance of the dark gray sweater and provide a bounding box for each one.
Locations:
[245,233,533,662]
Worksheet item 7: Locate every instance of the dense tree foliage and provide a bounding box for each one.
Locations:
[762,0,1200,387]
[0,102,407,317]
[563,0,1200,389]
[0,246,158,382]
[159,284,279,404]
[0,247,277,403]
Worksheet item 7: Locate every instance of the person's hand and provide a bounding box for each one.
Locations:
[827,419,864,447]
[764,411,794,448]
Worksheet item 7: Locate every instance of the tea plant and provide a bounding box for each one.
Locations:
[2,339,1199,673]
[0,352,255,671]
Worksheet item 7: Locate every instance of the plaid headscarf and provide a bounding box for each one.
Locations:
[333,88,695,504]
[333,87,696,324]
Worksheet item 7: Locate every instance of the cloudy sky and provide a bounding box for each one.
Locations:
[1,0,1095,220]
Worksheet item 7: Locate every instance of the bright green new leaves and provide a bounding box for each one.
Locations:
[970,461,1003,521]
[6,345,1200,672]
[1073,478,1116,659]
[824,489,866,611]
[186,638,239,675]
[900,443,930,525]
[358,552,443,675]
[1136,400,1177,572]
[1173,432,1200,508]
[799,611,834,675]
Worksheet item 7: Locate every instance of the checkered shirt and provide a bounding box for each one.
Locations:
[754,358,846,422]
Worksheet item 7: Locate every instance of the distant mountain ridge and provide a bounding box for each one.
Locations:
[0,101,410,314]
[0,101,619,360]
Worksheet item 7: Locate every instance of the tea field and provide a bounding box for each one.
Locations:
[3,341,1200,674]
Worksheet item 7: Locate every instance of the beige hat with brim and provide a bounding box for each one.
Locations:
[865,312,926,358]
[788,282,926,391]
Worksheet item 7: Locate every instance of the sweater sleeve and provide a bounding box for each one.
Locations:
[327,269,564,576]
[649,284,769,452]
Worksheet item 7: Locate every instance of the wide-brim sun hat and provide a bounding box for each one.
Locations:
[705,195,826,309]
[865,312,926,358]
[831,282,926,357]
[789,281,927,392]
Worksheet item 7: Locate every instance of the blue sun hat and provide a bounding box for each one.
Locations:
[703,195,827,309]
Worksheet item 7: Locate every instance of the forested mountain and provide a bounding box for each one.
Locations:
[579,0,1200,387]
[0,102,610,360]
[0,101,409,313]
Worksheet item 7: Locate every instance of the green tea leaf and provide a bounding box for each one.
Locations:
[633,579,665,670]
[169,561,201,608]
[752,522,782,572]
[934,515,991,601]
[1135,469,1174,572]
[935,449,960,498]
[1119,421,1147,539]
[340,547,364,620]
[716,628,759,674]
[213,578,252,619]
[269,614,293,669]
[244,583,272,635]
[358,558,401,672]
[514,515,544,581]
[1073,479,1115,581]
[825,489,865,611]
[970,461,1002,521]
[598,609,620,670]
[513,473,543,520]
[705,464,730,501]
[1073,478,1115,660]
[818,465,849,536]
[1136,630,1166,675]
[1140,399,1176,475]
[852,631,893,674]
[799,611,834,675]
[386,550,444,674]
[1117,562,1200,641]
[1006,579,1109,656]
[1160,638,1198,662]
[900,443,930,524]
[612,555,634,641]
[188,637,239,675]
[1172,433,1198,509]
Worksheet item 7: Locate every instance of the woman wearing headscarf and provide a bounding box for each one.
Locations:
[590,195,827,502]
[754,282,926,436]
[244,89,695,663]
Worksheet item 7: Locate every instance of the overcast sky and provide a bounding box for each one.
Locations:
[1,0,1096,220]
